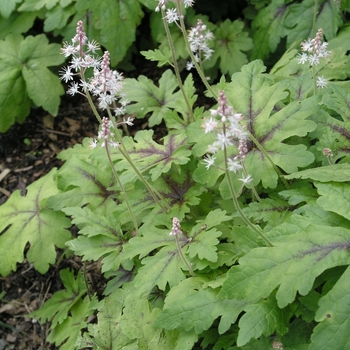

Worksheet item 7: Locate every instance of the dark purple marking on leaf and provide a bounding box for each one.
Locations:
[328,124,350,141]
[131,135,187,168]
[296,241,350,262]
[274,4,287,19]
[72,166,117,202]
[162,172,194,207]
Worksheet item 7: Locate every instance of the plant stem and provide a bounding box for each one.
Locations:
[175,235,195,276]
[161,8,195,124]
[104,139,139,235]
[175,0,217,101]
[222,125,273,247]
[107,109,171,214]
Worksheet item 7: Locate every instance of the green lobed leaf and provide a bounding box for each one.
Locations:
[284,163,350,182]
[218,223,350,308]
[74,292,134,349]
[18,0,59,11]
[47,156,118,213]
[47,296,98,349]
[124,70,182,126]
[0,0,22,18]
[210,19,253,75]
[29,269,91,327]
[237,294,292,346]
[154,285,247,334]
[315,182,350,221]
[119,294,163,346]
[226,60,318,188]
[0,169,71,276]
[310,266,350,350]
[251,0,290,60]
[0,11,38,40]
[62,206,124,268]
[141,48,172,67]
[44,3,76,32]
[0,33,64,131]
[242,197,292,223]
[187,209,230,263]
[133,246,186,297]
[89,0,143,66]
[115,129,191,182]
[285,0,342,47]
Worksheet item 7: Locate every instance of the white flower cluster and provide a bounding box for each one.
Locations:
[89,116,134,150]
[169,217,183,236]
[186,19,214,70]
[59,21,128,115]
[297,28,330,89]
[202,91,252,186]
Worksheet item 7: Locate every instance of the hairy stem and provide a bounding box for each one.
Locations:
[161,8,195,124]
[175,235,195,276]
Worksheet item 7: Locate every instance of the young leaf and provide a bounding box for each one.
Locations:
[226,60,318,188]
[210,19,253,75]
[218,223,350,308]
[0,169,71,276]
[29,269,91,327]
[47,296,97,350]
[310,266,350,350]
[124,69,182,126]
[115,130,191,182]
[141,48,172,67]
[187,209,230,263]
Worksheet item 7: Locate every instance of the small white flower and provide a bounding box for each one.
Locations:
[239,174,253,186]
[202,155,216,170]
[124,116,134,126]
[227,159,243,173]
[61,42,78,57]
[186,61,194,70]
[86,40,99,53]
[216,133,233,150]
[183,0,194,8]
[67,82,79,96]
[59,66,74,83]
[108,140,120,148]
[308,54,320,66]
[164,8,179,23]
[202,117,218,133]
[316,76,328,89]
[89,138,98,149]
[297,53,308,64]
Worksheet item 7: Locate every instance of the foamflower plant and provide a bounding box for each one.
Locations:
[1,1,350,350]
